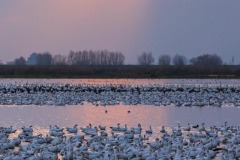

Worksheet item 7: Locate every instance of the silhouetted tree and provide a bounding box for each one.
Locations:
[88,50,96,65]
[67,51,76,65]
[14,57,26,65]
[172,54,187,66]
[37,52,52,65]
[67,50,125,65]
[158,54,171,65]
[116,52,125,65]
[27,53,38,65]
[138,52,154,65]
[190,54,222,66]
[52,54,67,65]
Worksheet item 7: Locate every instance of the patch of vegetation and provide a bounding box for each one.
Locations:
[0,65,240,78]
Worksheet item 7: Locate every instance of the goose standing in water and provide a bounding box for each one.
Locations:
[148,138,161,150]
[132,124,142,134]
[3,126,16,134]
[119,124,128,132]
[183,123,191,132]
[21,126,33,132]
[160,126,166,133]
[145,125,153,134]
[98,125,106,130]
[49,125,64,132]
[66,124,78,134]
[80,124,92,132]
[198,123,205,132]
[110,123,120,131]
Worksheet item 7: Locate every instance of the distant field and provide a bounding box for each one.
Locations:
[0,65,240,78]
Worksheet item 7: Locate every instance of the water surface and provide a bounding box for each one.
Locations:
[1,104,239,130]
[1,78,240,86]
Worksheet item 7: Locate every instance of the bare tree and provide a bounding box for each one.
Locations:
[14,57,26,65]
[190,54,222,66]
[37,52,52,65]
[67,50,125,65]
[158,54,171,65]
[75,51,83,65]
[116,52,125,65]
[81,50,90,65]
[109,52,115,65]
[172,54,187,66]
[27,53,38,65]
[138,52,154,65]
[89,50,96,65]
[108,51,125,65]
[52,54,67,65]
[67,51,76,65]
[100,50,109,65]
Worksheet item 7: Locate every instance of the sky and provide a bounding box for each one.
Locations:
[0,0,240,64]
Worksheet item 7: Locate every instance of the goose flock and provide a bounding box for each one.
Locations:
[0,122,240,159]
[0,83,240,107]
[0,82,240,159]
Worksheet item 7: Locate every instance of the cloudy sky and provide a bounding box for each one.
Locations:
[0,0,240,64]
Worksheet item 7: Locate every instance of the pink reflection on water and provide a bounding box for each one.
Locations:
[1,78,240,86]
[0,104,240,129]
[77,104,168,129]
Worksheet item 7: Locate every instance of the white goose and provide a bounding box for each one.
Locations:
[49,125,64,132]
[198,123,205,132]
[3,126,16,134]
[160,126,166,133]
[132,124,142,134]
[145,125,153,134]
[66,124,78,133]
[148,138,160,150]
[183,123,191,132]
[51,136,65,146]
[21,126,33,132]
[110,123,120,131]
[50,130,64,137]
[119,124,128,132]
[98,125,106,130]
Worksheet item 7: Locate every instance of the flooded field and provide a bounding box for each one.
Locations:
[0,79,240,159]
[0,78,239,128]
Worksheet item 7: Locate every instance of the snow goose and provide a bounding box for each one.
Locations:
[160,126,166,133]
[66,124,78,134]
[148,138,160,150]
[183,123,191,132]
[110,123,120,132]
[198,123,205,132]
[49,125,64,132]
[145,125,153,134]
[3,126,16,134]
[99,125,106,130]
[21,126,33,133]
[119,124,128,132]
[50,130,64,137]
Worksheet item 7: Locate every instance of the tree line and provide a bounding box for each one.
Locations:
[5,50,232,66]
[11,50,125,66]
[137,52,224,66]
